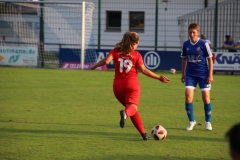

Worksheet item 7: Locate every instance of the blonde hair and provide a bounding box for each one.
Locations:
[115,31,139,54]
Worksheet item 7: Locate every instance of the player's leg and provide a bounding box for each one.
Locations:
[119,103,138,128]
[113,78,140,128]
[185,88,195,121]
[129,111,150,140]
[113,80,128,128]
[199,78,212,130]
[185,75,197,130]
[120,102,149,140]
[125,79,149,140]
[121,79,140,126]
[125,103,138,116]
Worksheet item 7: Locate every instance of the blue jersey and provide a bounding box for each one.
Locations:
[224,40,237,52]
[181,38,212,77]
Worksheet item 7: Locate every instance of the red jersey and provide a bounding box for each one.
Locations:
[109,48,144,80]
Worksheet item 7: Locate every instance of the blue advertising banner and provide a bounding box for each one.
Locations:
[95,49,182,71]
[59,48,181,71]
[59,48,240,72]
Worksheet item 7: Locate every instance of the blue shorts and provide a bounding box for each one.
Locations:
[185,75,211,91]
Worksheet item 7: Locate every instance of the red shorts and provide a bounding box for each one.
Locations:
[113,78,140,107]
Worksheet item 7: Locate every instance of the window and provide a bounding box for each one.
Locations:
[0,3,37,15]
[106,11,121,31]
[129,12,144,31]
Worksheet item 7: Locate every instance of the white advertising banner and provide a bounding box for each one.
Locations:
[0,46,38,67]
[213,52,240,72]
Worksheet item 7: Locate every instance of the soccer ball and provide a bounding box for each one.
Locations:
[170,68,176,74]
[151,125,167,140]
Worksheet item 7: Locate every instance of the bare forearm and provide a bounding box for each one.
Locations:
[222,44,234,49]
[208,58,213,76]
[142,69,160,80]
[181,59,187,76]
[91,58,107,70]
[138,64,170,83]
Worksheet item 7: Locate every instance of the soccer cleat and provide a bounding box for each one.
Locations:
[119,110,127,128]
[205,122,212,130]
[141,133,150,141]
[186,121,196,131]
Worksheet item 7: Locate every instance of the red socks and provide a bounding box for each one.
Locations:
[125,105,145,134]
[130,111,145,134]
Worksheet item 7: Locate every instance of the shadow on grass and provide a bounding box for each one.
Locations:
[0,126,225,143]
[84,154,222,160]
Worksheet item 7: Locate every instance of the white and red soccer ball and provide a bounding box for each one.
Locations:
[170,68,176,74]
[151,125,167,140]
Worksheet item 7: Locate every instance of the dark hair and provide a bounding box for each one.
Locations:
[188,23,200,31]
[201,34,206,40]
[225,35,231,40]
[225,123,240,154]
[115,31,139,54]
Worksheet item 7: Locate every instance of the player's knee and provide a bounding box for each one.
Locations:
[203,99,210,104]
[185,97,193,103]
[126,103,138,110]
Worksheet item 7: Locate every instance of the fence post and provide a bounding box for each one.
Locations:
[155,0,158,51]
[40,1,45,68]
[98,0,101,50]
[213,0,218,52]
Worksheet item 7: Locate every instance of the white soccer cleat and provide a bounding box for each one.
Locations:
[205,122,212,130]
[186,121,196,131]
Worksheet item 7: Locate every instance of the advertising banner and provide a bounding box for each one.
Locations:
[0,46,38,67]
[59,48,182,71]
[62,62,107,70]
[95,49,182,71]
[59,48,240,73]
[213,52,240,72]
[59,48,107,70]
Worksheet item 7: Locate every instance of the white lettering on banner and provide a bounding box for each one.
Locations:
[96,51,113,64]
[213,52,240,71]
[0,46,38,66]
[143,51,160,70]
[62,62,108,70]
[62,63,69,68]
[97,52,105,62]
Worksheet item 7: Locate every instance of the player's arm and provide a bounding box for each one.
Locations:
[181,58,187,83]
[234,41,240,48]
[205,42,214,84]
[138,64,170,83]
[209,43,213,48]
[207,57,214,84]
[91,55,113,70]
[222,43,235,49]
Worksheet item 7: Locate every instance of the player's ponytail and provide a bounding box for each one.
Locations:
[115,31,139,54]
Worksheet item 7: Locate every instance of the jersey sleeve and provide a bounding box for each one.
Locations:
[203,42,212,58]
[108,49,115,59]
[135,51,144,66]
[206,40,211,44]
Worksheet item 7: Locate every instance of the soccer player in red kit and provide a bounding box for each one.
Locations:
[91,31,170,140]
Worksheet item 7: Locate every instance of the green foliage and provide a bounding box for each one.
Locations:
[0,67,239,160]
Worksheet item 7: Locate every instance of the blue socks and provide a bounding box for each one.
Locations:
[185,102,212,122]
[185,102,195,121]
[204,102,212,122]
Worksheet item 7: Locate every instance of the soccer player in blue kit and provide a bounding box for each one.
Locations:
[181,23,214,131]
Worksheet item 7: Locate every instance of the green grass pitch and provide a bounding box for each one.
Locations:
[0,67,239,160]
